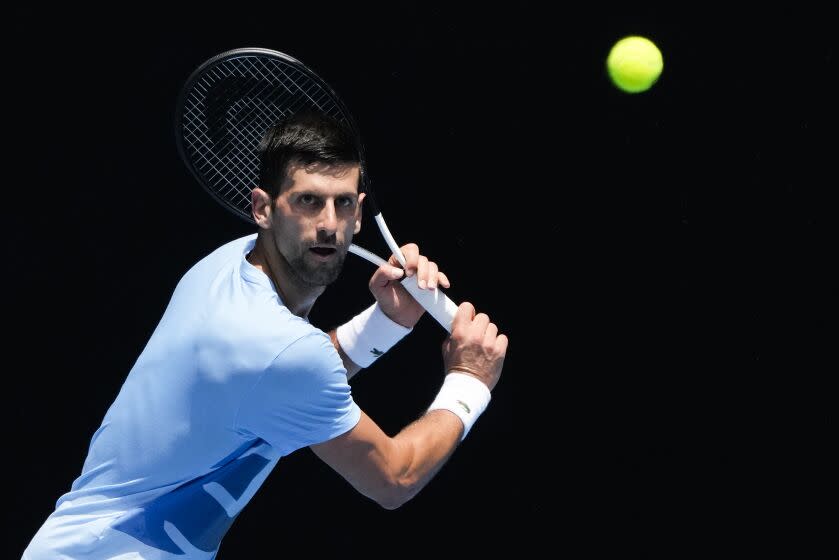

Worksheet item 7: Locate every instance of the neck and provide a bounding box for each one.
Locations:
[247,233,325,318]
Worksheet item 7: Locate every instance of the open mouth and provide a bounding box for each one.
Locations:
[309,247,337,257]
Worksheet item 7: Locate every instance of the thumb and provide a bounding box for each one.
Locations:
[451,302,476,331]
[370,264,404,288]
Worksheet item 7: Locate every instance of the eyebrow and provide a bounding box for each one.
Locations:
[295,190,358,199]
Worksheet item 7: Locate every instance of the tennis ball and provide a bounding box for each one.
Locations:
[606,35,663,93]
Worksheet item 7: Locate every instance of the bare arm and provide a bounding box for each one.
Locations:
[311,408,462,509]
[331,242,450,381]
[312,301,507,509]
[329,328,362,380]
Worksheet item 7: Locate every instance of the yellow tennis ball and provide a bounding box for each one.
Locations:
[607,35,663,93]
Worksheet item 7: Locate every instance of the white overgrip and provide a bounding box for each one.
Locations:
[400,274,458,333]
[349,242,459,333]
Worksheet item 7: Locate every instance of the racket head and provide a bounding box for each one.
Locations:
[174,47,371,224]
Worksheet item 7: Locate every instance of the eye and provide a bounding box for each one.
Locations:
[336,196,355,208]
[299,194,318,205]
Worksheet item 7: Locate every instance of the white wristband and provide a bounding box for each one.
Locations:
[336,303,412,368]
[427,372,491,441]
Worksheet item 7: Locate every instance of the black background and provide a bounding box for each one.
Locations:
[8,4,834,558]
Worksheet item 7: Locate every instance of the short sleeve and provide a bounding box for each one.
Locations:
[236,331,361,455]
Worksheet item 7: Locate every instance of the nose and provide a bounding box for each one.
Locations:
[317,200,338,235]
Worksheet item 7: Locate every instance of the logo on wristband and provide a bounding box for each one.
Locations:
[456,400,471,414]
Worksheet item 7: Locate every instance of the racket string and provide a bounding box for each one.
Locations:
[181,54,355,218]
[177,49,458,329]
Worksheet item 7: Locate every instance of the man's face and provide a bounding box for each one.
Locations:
[270,164,363,286]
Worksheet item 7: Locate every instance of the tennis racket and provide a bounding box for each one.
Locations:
[174,47,458,331]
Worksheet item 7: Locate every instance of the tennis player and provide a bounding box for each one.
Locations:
[23,111,507,559]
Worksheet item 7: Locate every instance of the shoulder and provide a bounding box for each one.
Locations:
[272,328,343,374]
[205,304,334,377]
[191,234,257,272]
[209,234,259,259]
[172,234,257,294]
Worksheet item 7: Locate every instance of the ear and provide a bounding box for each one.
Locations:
[251,188,273,229]
[354,192,366,234]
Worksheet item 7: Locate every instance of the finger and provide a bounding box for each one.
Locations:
[437,271,451,289]
[472,312,491,337]
[452,302,476,332]
[370,263,405,288]
[400,243,420,276]
[426,261,439,290]
[416,255,430,289]
[494,333,509,356]
[483,322,499,346]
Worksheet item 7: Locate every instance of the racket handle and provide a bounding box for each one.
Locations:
[400,275,458,333]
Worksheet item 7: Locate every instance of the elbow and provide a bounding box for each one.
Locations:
[371,475,422,510]
[377,498,404,511]
[376,491,410,510]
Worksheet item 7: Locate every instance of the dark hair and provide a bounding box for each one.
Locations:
[258,111,361,198]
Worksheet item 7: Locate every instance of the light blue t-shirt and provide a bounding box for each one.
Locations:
[24,234,361,559]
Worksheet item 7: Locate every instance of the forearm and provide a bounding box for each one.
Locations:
[386,409,464,501]
[346,410,464,510]
[329,328,362,380]
[384,373,494,504]
[312,374,490,509]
